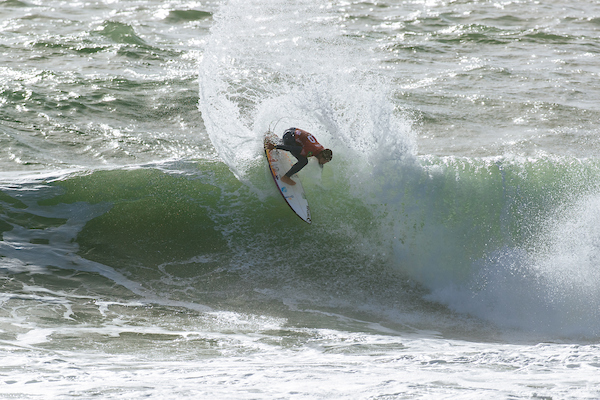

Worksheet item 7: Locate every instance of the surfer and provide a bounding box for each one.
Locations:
[266,127,333,186]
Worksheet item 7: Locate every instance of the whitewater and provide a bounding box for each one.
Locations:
[1,0,600,398]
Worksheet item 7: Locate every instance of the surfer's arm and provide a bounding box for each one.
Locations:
[275,144,303,154]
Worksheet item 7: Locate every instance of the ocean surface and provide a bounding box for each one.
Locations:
[2,0,600,398]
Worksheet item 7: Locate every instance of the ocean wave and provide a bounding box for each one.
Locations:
[2,152,600,338]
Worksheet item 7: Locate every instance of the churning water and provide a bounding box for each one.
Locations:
[2,0,600,398]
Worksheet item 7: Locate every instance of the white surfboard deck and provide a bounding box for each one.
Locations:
[265,134,311,224]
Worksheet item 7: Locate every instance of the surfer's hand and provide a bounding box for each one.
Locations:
[265,142,276,150]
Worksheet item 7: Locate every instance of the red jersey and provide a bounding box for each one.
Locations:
[290,128,324,157]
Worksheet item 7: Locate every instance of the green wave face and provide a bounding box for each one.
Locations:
[1,153,596,336]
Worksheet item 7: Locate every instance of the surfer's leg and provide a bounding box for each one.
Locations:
[285,156,308,177]
[280,132,307,186]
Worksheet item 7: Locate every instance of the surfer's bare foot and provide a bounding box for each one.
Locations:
[281,175,296,186]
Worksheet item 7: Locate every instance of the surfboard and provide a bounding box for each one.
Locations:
[264,133,311,224]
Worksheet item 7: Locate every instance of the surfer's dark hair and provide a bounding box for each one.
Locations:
[320,149,333,162]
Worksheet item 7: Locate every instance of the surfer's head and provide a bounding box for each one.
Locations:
[317,149,333,164]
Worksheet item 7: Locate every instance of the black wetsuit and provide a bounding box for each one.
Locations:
[274,128,309,178]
